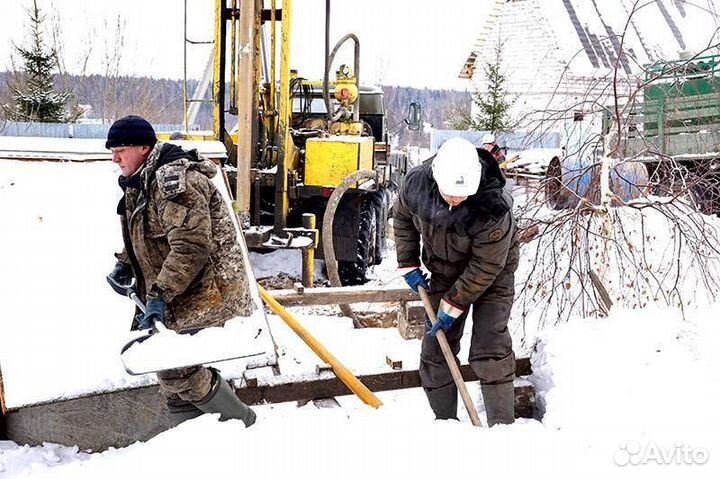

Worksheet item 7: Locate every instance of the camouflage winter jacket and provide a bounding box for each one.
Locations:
[393,149,518,309]
[116,142,252,330]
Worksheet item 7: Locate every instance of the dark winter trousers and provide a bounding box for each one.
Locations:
[157,366,214,404]
[419,250,518,419]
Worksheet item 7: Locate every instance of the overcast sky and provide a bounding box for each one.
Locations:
[0,0,489,90]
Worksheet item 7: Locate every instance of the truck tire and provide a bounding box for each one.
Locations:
[338,196,379,285]
[372,189,389,266]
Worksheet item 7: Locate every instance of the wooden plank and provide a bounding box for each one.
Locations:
[641,95,720,111]
[665,106,720,121]
[269,286,418,306]
[235,358,532,405]
[663,95,720,110]
[659,123,720,135]
[621,96,720,118]
[625,137,663,156]
[665,132,720,156]
[234,362,535,419]
[626,130,720,157]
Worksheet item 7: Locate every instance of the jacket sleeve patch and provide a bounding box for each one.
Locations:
[156,162,189,198]
[488,228,505,242]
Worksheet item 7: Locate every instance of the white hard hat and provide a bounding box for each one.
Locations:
[432,138,482,197]
[482,133,496,144]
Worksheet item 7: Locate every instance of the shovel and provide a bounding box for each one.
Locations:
[110,278,266,376]
[418,286,482,427]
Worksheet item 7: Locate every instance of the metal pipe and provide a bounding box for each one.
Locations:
[260,22,269,84]
[274,0,293,232]
[323,0,331,120]
[270,0,277,122]
[183,0,189,133]
[229,0,238,113]
[253,169,261,225]
[236,0,257,226]
[212,0,227,141]
[301,213,316,287]
[325,33,361,122]
[186,49,215,129]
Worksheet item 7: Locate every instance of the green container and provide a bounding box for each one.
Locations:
[642,54,720,134]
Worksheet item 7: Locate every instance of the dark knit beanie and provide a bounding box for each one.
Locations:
[105,115,157,149]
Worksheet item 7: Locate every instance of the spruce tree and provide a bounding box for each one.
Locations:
[4,0,71,122]
[471,41,514,132]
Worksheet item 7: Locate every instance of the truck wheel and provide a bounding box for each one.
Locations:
[338,196,378,285]
[373,189,389,265]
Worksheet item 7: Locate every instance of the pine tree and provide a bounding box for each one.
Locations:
[3,0,71,122]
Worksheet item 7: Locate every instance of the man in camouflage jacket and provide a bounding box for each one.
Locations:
[106,115,256,427]
[394,138,519,426]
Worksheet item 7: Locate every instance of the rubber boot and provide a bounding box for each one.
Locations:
[193,372,256,427]
[424,383,458,420]
[166,397,204,428]
[481,381,515,426]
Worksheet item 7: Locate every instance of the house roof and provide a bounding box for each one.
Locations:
[460,0,720,82]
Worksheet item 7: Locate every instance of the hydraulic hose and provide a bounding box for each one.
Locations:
[322,170,378,319]
[324,33,361,122]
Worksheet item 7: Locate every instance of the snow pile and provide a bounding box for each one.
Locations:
[266,311,421,376]
[504,148,562,176]
[5,303,720,478]
[531,303,720,433]
[0,416,246,479]
[512,198,720,348]
[0,442,91,478]
[249,248,326,284]
[249,249,304,278]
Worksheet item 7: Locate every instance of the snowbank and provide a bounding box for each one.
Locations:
[532,304,720,433]
[511,197,720,354]
[4,302,718,479]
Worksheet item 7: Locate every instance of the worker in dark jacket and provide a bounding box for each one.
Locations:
[105,115,256,428]
[394,137,519,426]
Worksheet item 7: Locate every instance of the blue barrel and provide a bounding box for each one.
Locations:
[546,156,648,209]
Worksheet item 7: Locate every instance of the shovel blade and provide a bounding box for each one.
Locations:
[120,321,268,375]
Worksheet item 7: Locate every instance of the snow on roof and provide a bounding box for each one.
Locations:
[0,137,229,162]
[462,0,720,85]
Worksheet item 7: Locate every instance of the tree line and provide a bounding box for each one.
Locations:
[0,69,471,146]
[0,0,474,147]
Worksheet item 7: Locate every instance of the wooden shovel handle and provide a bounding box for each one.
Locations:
[258,285,382,408]
[418,287,482,427]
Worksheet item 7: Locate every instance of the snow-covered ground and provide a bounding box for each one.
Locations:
[2,158,719,478]
[0,159,275,408]
[3,302,718,479]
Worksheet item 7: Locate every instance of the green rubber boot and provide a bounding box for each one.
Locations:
[194,371,256,427]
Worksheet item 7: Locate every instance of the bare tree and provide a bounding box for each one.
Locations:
[507,1,720,345]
